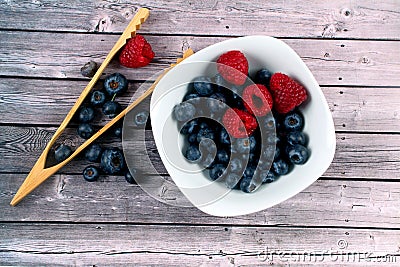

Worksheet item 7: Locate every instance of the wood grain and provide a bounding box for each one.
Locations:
[1,32,400,86]
[1,174,400,228]
[0,0,399,40]
[0,126,399,179]
[1,78,400,132]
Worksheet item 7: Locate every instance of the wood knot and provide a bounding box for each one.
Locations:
[341,8,353,18]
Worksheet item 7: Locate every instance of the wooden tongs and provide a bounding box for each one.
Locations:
[10,8,194,206]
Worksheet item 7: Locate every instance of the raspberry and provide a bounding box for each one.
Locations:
[222,108,257,138]
[119,34,155,68]
[216,50,248,85]
[242,84,273,116]
[269,73,307,114]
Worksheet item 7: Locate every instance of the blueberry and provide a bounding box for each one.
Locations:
[81,61,98,78]
[125,168,137,184]
[287,144,309,165]
[225,173,241,189]
[209,164,226,180]
[283,111,304,132]
[232,137,251,154]
[185,145,201,162]
[214,73,228,90]
[207,93,226,114]
[196,128,215,143]
[243,165,256,179]
[260,145,279,163]
[249,135,258,152]
[219,127,230,145]
[199,139,217,168]
[180,119,199,135]
[193,76,214,96]
[133,111,149,127]
[216,149,229,164]
[90,90,107,107]
[54,144,72,163]
[262,170,278,183]
[102,101,121,118]
[183,93,200,104]
[240,176,258,193]
[173,102,196,122]
[114,126,122,138]
[287,131,307,146]
[229,157,244,173]
[188,133,198,144]
[78,106,95,123]
[83,166,100,182]
[77,123,94,139]
[262,116,276,132]
[104,73,128,96]
[254,69,272,85]
[100,148,126,174]
[85,143,103,162]
[272,158,290,176]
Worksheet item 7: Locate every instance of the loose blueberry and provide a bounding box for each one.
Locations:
[80,61,98,78]
[85,143,103,162]
[225,173,241,189]
[272,158,290,176]
[185,145,202,162]
[104,73,128,96]
[254,69,272,85]
[90,90,107,106]
[240,176,258,193]
[262,170,278,183]
[133,111,149,127]
[287,131,307,146]
[77,123,94,139]
[287,144,309,165]
[114,126,122,138]
[78,106,95,123]
[102,101,121,118]
[173,102,196,122]
[209,164,226,180]
[283,111,304,132]
[83,166,100,182]
[100,148,126,174]
[193,76,214,96]
[54,144,72,163]
[125,168,137,184]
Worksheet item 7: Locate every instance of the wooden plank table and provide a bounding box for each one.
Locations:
[0,0,399,265]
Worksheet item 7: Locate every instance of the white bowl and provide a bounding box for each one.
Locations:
[150,36,336,217]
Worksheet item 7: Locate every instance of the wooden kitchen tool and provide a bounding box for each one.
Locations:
[10,8,194,206]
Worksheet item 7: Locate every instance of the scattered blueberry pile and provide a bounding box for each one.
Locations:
[54,71,148,184]
[174,69,310,193]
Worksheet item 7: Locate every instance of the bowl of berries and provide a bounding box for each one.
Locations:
[150,36,336,216]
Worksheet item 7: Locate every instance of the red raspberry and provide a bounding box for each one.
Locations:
[216,50,248,85]
[119,34,155,68]
[269,73,307,114]
[242,84,273,116]
[222,108,257,138]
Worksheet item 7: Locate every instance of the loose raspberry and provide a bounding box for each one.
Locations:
[119,34,155,68]
[242,84,273,116]
[222,108,257,138]
[269,73,307,114]
[216,50,248,85]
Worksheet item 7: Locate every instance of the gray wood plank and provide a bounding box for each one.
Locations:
[0,0,399,40]
[0,126,399,179]
[0,223,399,266]
[1,31,400,86]
[1,78,400,132]
[1,175,399,228]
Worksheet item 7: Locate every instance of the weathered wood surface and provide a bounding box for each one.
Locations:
[0,126,399,179]
[1,31,400,86]
[1,78,400,132]
[0,0,399,40]
[1,223,399,266]
[1,174,399,228]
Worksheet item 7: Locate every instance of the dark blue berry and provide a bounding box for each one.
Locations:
[104,73,128,96]
[100,148,125,174]
[287,131,307,146]
[77,123,94,139]
[229,157,244,173]
[214,73,228,90]
[272,158,290,176]
[173,102,196,122]
[254,69,272,85]
[219,127,230,145]
[196,128,215,143]
[188,133,198,144]
[262,170,278,183]
[209,164,226,180]
[240,176,258,193]
[78,106,95,123]
[125,169,137,184]
[102,101,121,118]
[243,165,256,179]
[283,111,304,132]
[232,137,251,154]
[114,126,122,138]
[183,93,200,104]
[193,76,214,96]
[287,144,309,165]
[207,93,226,114]
[199,139,217,168]
[216,149,229,164]
[90,90,106,106]
[249,135,258,152]
[81,61,98,78]
[185,145,201,162]
[54,144,72,163]
[133,111,149,127]
[83,166,100,182]
[85,143,103,162]
[225,173,241,189]
[180,119,199,135]
[262,116,276,132]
